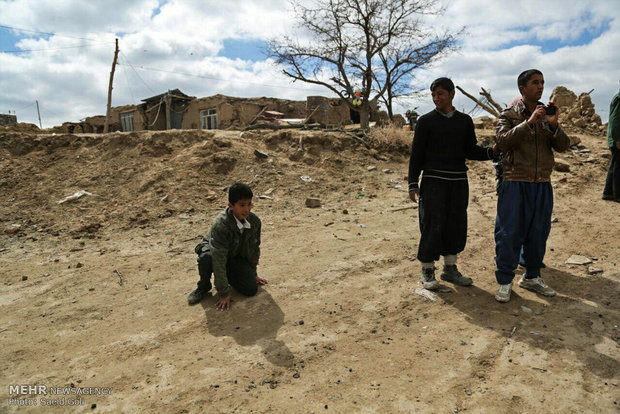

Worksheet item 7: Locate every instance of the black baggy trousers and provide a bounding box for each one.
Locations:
[417,176,469,263]
[603,146,620,200]
[196,251,258,297]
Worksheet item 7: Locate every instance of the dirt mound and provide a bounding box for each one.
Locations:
[1,122,41,133]
[0,129,396,238]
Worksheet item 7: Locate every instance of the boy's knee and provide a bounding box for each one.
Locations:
[239,284,258,297]
[197,251,212,264]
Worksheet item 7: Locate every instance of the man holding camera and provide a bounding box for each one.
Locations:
[493,69,570,303]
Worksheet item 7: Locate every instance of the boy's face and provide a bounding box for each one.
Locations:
[432,87,455,114]
[228,198,253,221]
[519,73,544,102]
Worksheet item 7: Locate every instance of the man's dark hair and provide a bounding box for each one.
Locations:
[228,183,253,204]
[430,77,454,92]
[517,69,543,88]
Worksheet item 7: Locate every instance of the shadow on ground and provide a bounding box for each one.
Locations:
[440,267,620,378]
[201,288,295,367]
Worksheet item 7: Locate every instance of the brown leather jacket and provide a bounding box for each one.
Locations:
[496,100,570,182]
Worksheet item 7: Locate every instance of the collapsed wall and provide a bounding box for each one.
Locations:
[550,86,604,134]
[0,114,17,127]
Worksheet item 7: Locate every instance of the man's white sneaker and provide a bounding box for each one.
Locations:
[495,283,512,303]
[518,277,556,297]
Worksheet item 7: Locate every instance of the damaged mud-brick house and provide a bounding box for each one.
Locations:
[0,113,18,127]
[57,89,367,134]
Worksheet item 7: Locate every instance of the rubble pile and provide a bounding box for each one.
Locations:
[550,86,605,134]
[1,122,41,133]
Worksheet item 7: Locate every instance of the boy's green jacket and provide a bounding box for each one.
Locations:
[195,208,261,298]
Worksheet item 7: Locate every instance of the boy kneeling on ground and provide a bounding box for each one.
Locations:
[187,183,267,309]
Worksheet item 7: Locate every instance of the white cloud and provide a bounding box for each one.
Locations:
[1,0,158,34]
[0,0,618,127]
[407,0,620,121]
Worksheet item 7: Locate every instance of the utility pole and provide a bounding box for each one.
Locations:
[104,38,119,133]
[165,90,171,130]
[35,100,42,129]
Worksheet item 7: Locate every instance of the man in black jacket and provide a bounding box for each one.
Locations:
[408,77,496,290]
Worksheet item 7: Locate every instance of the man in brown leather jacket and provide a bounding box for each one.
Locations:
[494,69,570,303]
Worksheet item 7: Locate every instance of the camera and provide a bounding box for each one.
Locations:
[545,105,557,115]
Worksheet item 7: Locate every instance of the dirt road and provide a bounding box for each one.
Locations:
[1,128,618,413]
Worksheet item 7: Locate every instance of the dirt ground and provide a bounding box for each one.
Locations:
[1,127,618,413]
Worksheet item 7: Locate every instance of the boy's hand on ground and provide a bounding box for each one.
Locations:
[256,276,268,285]
[409,189,419,203]
[216,296,232,311]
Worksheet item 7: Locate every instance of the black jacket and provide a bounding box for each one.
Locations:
[408,109,493,190]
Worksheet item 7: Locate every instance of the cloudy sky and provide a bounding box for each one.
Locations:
[1,0,619,128]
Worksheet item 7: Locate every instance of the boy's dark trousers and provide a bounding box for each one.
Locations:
[494,182,553,285]
[603,146,620,200]
[417,177,468,263]
[196,251,258,296]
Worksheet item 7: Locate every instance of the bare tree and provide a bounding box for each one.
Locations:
[456,86,503,118]
[268,0,459,129]
[374,32,457,120]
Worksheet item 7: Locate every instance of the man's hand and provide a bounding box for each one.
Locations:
[546,102,559,129]
[216,296,232,311]
[492,143,501,155]
[528,105,546,126]
[256,276,268,285]
[409,188,419,203]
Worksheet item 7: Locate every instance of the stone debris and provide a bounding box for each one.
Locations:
[260,378,279,389]
[305,198,321,208]
[253,149,269,159]
[414,288,437,302]
[587,266,603,275]
[568,135,581,147]
[57,190,93,204]
[554,158,570,172]
[550,86,604,134]
[566,255,592,265]
[367,165,377,172]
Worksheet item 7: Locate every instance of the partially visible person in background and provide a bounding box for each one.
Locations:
[603,88,620,202]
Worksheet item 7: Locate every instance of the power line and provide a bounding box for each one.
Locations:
[14,101,36,111]
[119,55,137,103]
[1,41,113,53]
[116,62,328,93]
[0,24,112,42]
[119,51,155,94]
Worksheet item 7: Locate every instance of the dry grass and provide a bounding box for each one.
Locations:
[369,123,413,146]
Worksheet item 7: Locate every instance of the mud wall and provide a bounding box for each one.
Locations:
[0,114,17,126]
